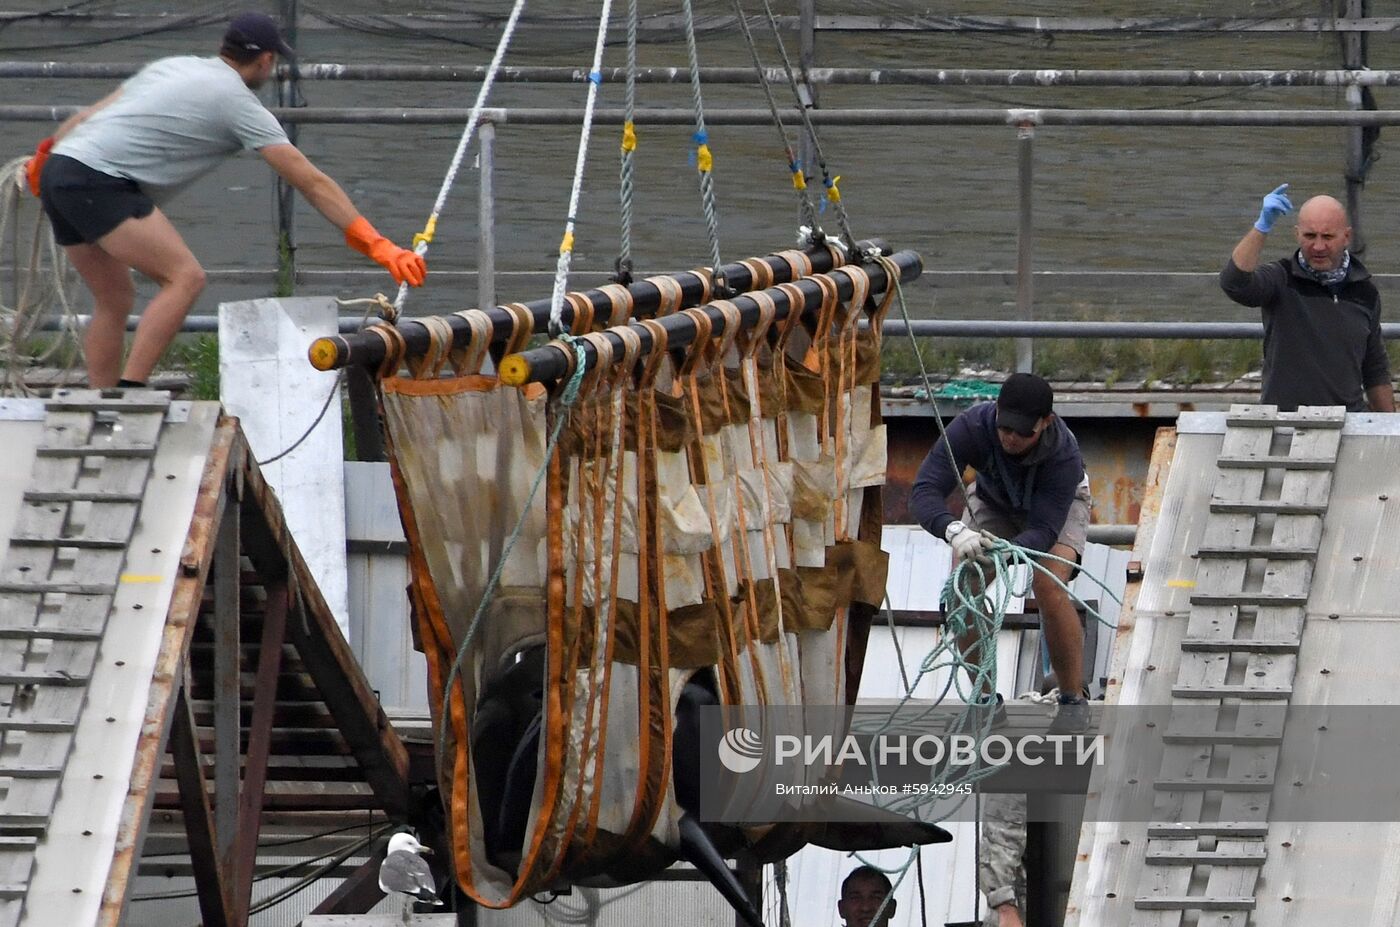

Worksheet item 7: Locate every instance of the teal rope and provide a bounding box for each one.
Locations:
[855,540,1123,825]
[434,336,589,767]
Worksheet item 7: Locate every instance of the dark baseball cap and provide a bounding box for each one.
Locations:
[996,372,1054,436]
[225,12,295,58]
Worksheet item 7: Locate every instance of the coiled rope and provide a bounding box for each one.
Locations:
[547,0,614,336]
[393,0,527,315]
[0,158,82,396]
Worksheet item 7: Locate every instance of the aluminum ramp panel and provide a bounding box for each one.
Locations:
[1067,408,1400,926]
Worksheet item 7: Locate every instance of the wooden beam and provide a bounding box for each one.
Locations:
[300,841,389,920]
[98,418,242,927]
[232,581,290,922]
[213,488,242,865]
[171,685,236,927]
[237,447,411,817]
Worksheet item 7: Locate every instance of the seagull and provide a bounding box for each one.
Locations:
[379,832,442,918]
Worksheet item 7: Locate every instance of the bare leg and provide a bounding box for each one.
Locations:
[91,208,205,385]
[62,243,137,387]
[1033,543,1084,698]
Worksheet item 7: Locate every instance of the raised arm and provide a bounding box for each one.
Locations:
[1221,184,1292,307]
[258,143,426,286]
[1231,183,1291,271]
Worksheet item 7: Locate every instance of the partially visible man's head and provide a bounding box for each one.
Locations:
[838,866,896,927]
[221,12,294,88]
[1295,195,1351,272]
[995,372,1055,456]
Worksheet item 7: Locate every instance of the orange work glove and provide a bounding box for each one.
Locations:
[25,137,54,197]
[344,216,427,287]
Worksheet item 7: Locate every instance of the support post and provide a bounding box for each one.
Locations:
[478,119,497,315]
[172,681,236,927]
[1341,0,1374,254]
[303,841,389,917]
[276,0,301,293]
[213,483,242,866]
[346,365,387,462]
[232,582,291,922]
[1015,122,1035,373]
[798,0,819,195]
[735,859,763,927]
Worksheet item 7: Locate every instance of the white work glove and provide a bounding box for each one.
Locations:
[944,520,992,562]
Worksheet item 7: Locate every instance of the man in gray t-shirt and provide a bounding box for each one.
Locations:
[23,12,427,389]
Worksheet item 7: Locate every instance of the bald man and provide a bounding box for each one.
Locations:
[1221,186,1393,413]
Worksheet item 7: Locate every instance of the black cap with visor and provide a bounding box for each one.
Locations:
[996,372,1054,437]
[224,12,295,58]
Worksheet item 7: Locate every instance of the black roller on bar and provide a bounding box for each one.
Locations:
[307,240,890,372]
[498,249,923,387]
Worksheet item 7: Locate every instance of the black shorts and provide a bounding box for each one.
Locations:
[39,154,155,246]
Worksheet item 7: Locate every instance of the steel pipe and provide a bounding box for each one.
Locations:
[884,320,1270,339]
[0,11,1395,34]
[16,105,1400,127]
[306,241,890,372]
[37,315,1400,341]
[12,63,1400,87]
[499,250,923,386]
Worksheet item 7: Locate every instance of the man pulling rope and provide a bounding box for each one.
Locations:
[909,373,1095,734]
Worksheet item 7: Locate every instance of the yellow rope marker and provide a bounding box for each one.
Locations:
[560,230,575,255]
[791,168,807,191]
[826,174,842,203]
[621,120,637,153]
[697,143,713,173]
[413,215,438,249]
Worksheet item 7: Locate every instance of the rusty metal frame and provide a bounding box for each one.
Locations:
[171,682,236,927]
[302,841,390,918]
[96,415,416,925]
[231,582,290,921]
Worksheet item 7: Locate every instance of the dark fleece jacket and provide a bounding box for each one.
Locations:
[909,402,1085,552]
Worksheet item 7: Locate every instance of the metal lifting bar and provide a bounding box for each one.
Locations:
[307,241,892,372]
[498,249,922,386]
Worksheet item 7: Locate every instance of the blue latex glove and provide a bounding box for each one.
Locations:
[1254,183,1293,233]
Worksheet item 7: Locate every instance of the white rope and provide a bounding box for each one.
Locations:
[392,0,528,315]
[0,157,83,396]
[546,0,615,337]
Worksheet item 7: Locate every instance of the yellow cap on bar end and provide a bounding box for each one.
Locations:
[308,338,341,371]
[498,354,531,387]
